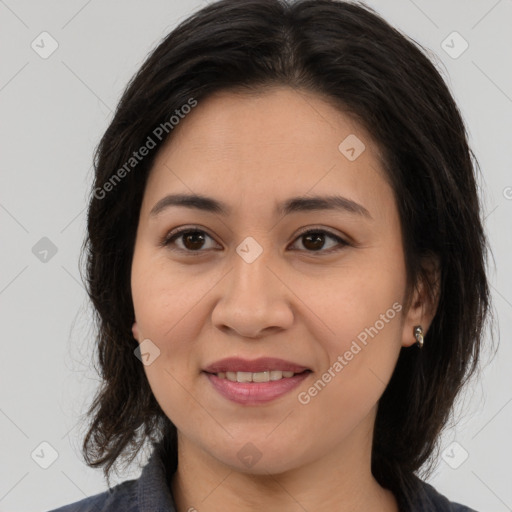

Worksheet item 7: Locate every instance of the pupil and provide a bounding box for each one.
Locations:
[184,232,205,250]
[304,232,324,251]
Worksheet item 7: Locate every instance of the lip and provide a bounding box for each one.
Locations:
[204,371,311,405]
[203,357,310,374]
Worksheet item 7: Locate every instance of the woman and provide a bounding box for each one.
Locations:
[48,0,491,510]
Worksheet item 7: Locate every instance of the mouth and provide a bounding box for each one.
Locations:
[202,357,312,405]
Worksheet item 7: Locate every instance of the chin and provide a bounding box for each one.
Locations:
[208,439,308,476]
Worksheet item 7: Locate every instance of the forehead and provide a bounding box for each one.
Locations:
[142,87,393,221]
[163,87,372,158]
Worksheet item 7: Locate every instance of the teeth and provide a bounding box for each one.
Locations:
[216,370,298,382]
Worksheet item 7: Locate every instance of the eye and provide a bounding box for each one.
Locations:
[161,226,220,253]
[288,228,349,253]
[161,226,349,255]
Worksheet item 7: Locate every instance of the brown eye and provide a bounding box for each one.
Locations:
[290,229,348,253]
[162,228,219,252]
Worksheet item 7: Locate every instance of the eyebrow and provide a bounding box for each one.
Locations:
[149,193,372,219]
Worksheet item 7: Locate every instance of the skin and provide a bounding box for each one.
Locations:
[131,87,438,512]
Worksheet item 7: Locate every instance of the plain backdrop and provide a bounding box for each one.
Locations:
[1,1,511,510]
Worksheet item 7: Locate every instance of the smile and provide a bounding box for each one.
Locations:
[203,370,311,404]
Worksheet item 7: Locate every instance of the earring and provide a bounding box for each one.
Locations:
[413,325,424,348]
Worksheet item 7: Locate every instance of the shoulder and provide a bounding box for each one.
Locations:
[404,477,478,512]
[46,440,177,512]
[46,478,138,512]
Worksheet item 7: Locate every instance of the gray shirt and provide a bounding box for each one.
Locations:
[47,443,477,512]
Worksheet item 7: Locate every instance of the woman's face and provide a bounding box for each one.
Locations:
[131,87,426,474]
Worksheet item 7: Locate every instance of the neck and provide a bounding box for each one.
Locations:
[170,411,399,512]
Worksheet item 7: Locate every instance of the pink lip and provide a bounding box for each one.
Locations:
[204,371,311,405]
[203,357,310,373]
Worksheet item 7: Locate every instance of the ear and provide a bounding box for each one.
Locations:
[132,321,140,342]
[401,254,441,348]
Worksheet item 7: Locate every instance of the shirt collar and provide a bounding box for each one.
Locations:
[137,442,177,512]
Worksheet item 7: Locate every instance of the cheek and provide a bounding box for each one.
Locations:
[130,252,222,408]
[131,249,213,342]
[294,283,404,445]
[131,258,203,424]
[292,250,405,348]
[290,245,406,411]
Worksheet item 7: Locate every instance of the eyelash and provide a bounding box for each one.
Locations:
[160,225,350,255]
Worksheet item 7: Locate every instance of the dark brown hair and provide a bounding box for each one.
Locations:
[79,0,493,497]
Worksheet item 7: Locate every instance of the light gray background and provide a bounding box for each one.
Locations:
[1,1,511,511]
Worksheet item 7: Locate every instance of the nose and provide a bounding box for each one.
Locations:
[211,248,294,339]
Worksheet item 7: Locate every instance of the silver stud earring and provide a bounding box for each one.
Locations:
[414,325,424,348]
